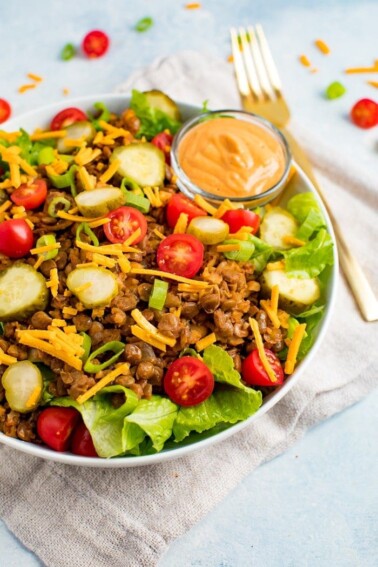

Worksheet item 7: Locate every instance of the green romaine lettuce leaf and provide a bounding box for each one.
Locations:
[283,229,334,278]
[287,193,326,241]
[247,235,274,272]
[203,345,249,392]
[130,89,181,139]
[52,386,139,458]
[123,396,178,452]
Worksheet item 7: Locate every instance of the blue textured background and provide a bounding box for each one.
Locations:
[0,1,377,565]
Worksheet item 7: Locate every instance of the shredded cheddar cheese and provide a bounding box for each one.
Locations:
[249,318,278,383]
[130,268,209,287]
[367,80,378,89]
[87,217,111,229]
[74,147,102,166]
[0,200,12,215]
[194,195,216,215]
[173,212,189,234]
[216,243,241,252]
[18,83,36,93]
[30,242,61,255]
[177,283,201,293]
[30,130,67,141]
[27,72,43,82]
[153,228,165,239]
[283,235,306,247]
[25,386,42,409]
[123,228,141,246]
[75,240,139,256]
[131,309,176,347]
[117,255,131,273]
[77,166,95,190]
[76,362,131,404]
[92,253,116,268]
[314,39,330,54]
[51,319,67,327]
[266,260,285,271]
[57,211,105,223]
[270,285,279,315]
[131,325,167,352]
[214,199,235,218]
[64,325,77,334]
[260,300,281,330]
[63,306,78,317]
[185,2,201,8]
[284,323,307,374]
[46,268,59,298]
[299,54,311,67]
[74,282,92,294]
[99,159,120,184]
[17,331,83,370]
[92,307,105,318]
[195,332,217,351]
[345,61,378,74]
[33,255,45,271]
[0,348,17,366]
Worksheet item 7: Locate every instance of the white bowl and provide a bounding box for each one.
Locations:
[0,95,338,467]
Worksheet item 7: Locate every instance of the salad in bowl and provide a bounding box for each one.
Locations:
[0,91,335,463]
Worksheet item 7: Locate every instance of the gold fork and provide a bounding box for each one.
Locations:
[230,24,378,322]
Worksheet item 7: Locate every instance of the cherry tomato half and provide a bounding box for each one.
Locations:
[242,348,284,387]
[157,234,204,278]
[0,99,11,124]
[104,206,147,244]
[221,209,260,235]
[350,98,378,129]
[0,219,34,258]
[50,107,87,131]
[71,421,98,457]
[11,179,47,210]
[151,131,173,164]
[166,193,207,229]
[164,357,214,406]
[37,407,81,452]
[82,30,110,59]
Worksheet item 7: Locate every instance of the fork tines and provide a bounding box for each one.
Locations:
[230,25,283,102]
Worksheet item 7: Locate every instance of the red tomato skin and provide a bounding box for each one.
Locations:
[166,193,207,229]
[151,132,173,164]
[71,421,98,457]
[11,179,48,210]
[37,407,81,452]
[164,357,214,406]
[50,107,87,130]
[242,348,284,387]
[0,219,34,258]
[350,98,378,129]
[221,209,260,235]
[156,233,204,278]
[0,99,11,124]
[104,206,147,244]
[82,30,110,58]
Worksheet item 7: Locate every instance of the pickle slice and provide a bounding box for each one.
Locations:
[187,216,229,245]
[261,269,321,314]
[143,90,182,121]
[57,121,96,154]
[260,207,298,250]
[0,264,49,322]
[75,187,125,217]
[2,361,43,413]
[111,143,165,187]
[67,266,118,308]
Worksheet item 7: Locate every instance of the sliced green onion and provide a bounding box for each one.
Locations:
[89,102,111,130]
[223,239,255,262]
[148,279,168,310]
[47,195,72,218]
[84,341,125,373]
[325,81,346,100]
[0,322,4,335]
[120,176,143,194]
[36,234,59,260]
[37,146,55,165]
[80,332,92,362]
[76,222,99,247]
[134,16,154,32]
[61,43,76,61]
[46,164,78,196]
[124,192,150,213]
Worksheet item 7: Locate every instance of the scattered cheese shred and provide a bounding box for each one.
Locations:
[153,228,165,239]
[27,73,43,82]
[131,309,176,347]
[367,80,378,88]
[117,255,131,273]
[195,332,216,351]
[75,240,139,256]
[74,282,92,294]
[9,163,21,187]
[143,186,160,207]
[0,200,12,215]
[345,61,378,74]
[284,323,307,374]
[77,166,95,190]
[228,231,249,241]
[64,325,77,334]
[131,325,167,352]
[249,318,278,383]
[63,306,78,317]
[283,235,306,247]
[266,260,285,271]
[18,83,36,93]
[314,39,330,55]
[92,307,105,318]
[51,319,67,327]
[216,243,241,252]
[194,195,216,215]
[46,268,59,297]
[87,217,111,229]
[92,253,116,268]
[0,348,17,366]
[30,130,67,141]
[260,299,281,329]
[177,283,201,293]
[270,284,279,315]
[99,159,120,183]
[185,2,201,8]
[74,147,102,166]
[214,199,235,218]
[76,362,131,405]
[130,268,209,287]
[33,255,45,271]
[30,242,61,255]
[173,212,189,234]
[299,54,311,68]
[57,211,104,223]
[26,386,42,409]
[123,227,141,246]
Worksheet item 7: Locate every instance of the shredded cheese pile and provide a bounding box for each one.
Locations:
[131,309,176,352]
[17,328,85,371]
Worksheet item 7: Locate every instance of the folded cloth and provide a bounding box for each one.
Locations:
[0,51,377,567]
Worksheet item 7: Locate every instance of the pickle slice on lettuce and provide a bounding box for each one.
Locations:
[143,90,181,122]
[261,269,320,314]
[75,187,125,217]
[0,264,49,322]
[111,143,165,187]
[260,207,298,250]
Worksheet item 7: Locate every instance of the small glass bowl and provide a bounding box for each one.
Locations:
[170,110,292,208]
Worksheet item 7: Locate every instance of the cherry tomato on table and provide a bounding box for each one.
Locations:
[157,233,204,278]
[82,30,110,58]
[37,407,81,452]
[350,98,378,129]
[242,348,284,387]
[0,219,34,258]
[71,421,98,457]
[11,179,47,210]
[221,209,260,235]
[164,357,214,406]
[0,99,11,124]
[166,193,207,229]
[50,107,87,130]
[104,206,147,244]
[151,131,173,164]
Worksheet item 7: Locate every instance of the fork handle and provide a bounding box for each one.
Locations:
[282,128,378,323]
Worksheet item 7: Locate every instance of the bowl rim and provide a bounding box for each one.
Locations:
[170,109,292,204]
[0,94,339,467]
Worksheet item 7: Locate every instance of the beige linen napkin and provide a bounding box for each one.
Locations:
[0,52,377,567]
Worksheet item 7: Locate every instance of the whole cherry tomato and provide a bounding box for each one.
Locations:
[0,219,34,258]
